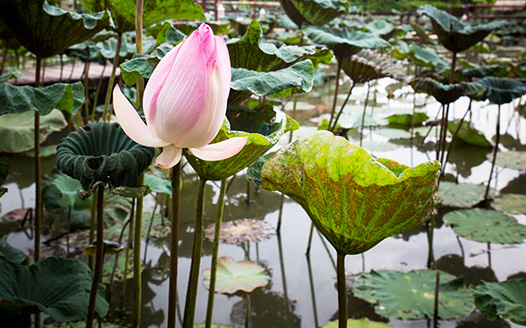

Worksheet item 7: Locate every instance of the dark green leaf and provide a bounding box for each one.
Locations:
[471,279,526,325]
[411,78,485,105]
[144,173,172,196]
[448,120,492,147]
[0,69,22,83]
[279,0,347,27]
[342,49,404,83]
[0,239,28,265]
[473,77,526,105]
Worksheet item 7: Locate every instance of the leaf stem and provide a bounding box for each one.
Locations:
[34,55,42,264]
[102,32,122,122]
[337,252,347,328]
[168,163,181,328]
[484,105,501,206]
[328,61,343,130]
[133,172,145,327]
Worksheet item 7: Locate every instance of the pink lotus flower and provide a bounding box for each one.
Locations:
[113,24,248,169]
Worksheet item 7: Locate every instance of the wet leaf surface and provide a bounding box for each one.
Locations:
[494,193,526,215]
[204,219,275,245]
[438,181,487,208]
[203,256,269,294]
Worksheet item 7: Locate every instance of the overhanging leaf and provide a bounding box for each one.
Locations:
[473,77,526,105]
[144,173,172,197]
[443,208,526,244]
[203,256,269,294]
[354,269,474,320]
[471,279,526,325]
[50,172,84,208]
[411,78,485,105]
[279,0,348,27]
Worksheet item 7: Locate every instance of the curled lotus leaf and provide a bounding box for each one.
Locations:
[473,77,526,105]
[251,130,440,254]
[203,256,269,294]
[279,0,348,27]
[0,0,109,57]
[341,49,404,84]
[186,109,298,181]
[303,26,390,60]
[411,78,486,105]
[417,5,507,53]
[56,122,155,191]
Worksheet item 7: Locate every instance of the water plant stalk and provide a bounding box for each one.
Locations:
[133,173,145,328]
[34,55,42,263]
[102,32,122,122]
[89,187,98,270]
[168,163,181,328]
[484,105,501,205]
[330,81,355,132]
[443,103,472,176]
[306,255,320,327]
[121,198,136,306]
[183,177,207,328]
[305,223,314,255]
[86,183,105,328]
[433,270,440,328]
[205,178,228,328]
[359,82,371,147]
[91,65,107,122]
[336,252,347,328]
[328,61,343,130]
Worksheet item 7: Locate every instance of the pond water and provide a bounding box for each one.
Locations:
[1,70,525,328]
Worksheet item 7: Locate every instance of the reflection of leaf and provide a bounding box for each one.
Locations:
[471,279,526,325]
[204,219,275,245]
[323,318,394,328]
[203,256,268,294]
[443,208,526,244]
[494,193,526,215]
[354,269,474,320]
[438,182,487,208]
[448,120,491,147]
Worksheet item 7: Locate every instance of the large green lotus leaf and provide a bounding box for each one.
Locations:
[0,163,7,198]
[365,20,395,37]
[443,208,526,244]
[56,122,155,190]
[438,181,487,208]
[409,44,449,71]
[0,82,85,116]
[279,0,348,27]
[0,257,108,321]
[473,77,526,105]
[229,60,314,105]
[79,0,204,33]
[0,0,109,57]
[354,269,474,320]
[186,109,297,181]
[203,256,268,294]
[0,70,23,83]
[0,239,28,265]
[493,150,526,170]
[252,130,440,254]
[417,5,507,53]
[470,279,526,325]
[323,318,394,328]
[448,120,491,147]
[494,194,526,215]
[49,172,84,208]
[303,26,390,60]
[462,64,509,79]
[387,112,429,126]
[227,20,332,72]
[411,78,485,105]
[119,44,173,85]
[341,49,404,84]
[0,109,66,153]
[144,173,172,197]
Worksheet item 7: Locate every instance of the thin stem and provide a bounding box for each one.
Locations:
[66,207,71,257]
[168,163,181,328]
[183,178,207,328]
[449,52,457,85]
[135,0,145,105]
[91,65,106,122]
[442,101,472,176]
[359,82,371,147]
[205,178,228,328]
[328,60,343,130]
[121,197,135,306]
[484,105,501,206]
[102,32,122,122]
[427,217,435,269]
[337,252,347,328]
[89,187,98,270]
[433,270,440,328]
[439,103,451,169]
[86,183,105,328]
[305,222,315,255]
[133,173,145,328]
[306,255,319,328]
[245,293,251,328]
[330,81,355,132]
[34,55,42,263]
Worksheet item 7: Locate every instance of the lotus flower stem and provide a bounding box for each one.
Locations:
[183,177,207,328]
[205,178,228,328]
[305,222,315,255]
[89,187,97,270]
[439,104,451,168]
[484,105,501,206]
[133,172,145,328]
[143,199,159,262]
[330,81,355,132]
[426,217,435,269]
[34,55,42,263]
[168,163,181,328]
[433,270,440,328]
[443,104,471,176]
[449,52,457,85]
[121,198,136,306]
[86,183,105,328]
[359,82,371,147]
[336,252,347,328]
[102,32,123,122]
[328,61,343,131]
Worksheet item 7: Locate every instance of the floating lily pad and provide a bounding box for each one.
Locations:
[322,318,394,328]
[354,269,474,320]
[448,120,491,147]
[0,257,108,321]
[438,181,487,208]
[203,256,269,294]
[387,112,429,126]
[204,219,275,245]
[492,150,526,170]
[494,193,526,215]
[470,278,526,325]
[375,128,412,139]
[443,208,526,244]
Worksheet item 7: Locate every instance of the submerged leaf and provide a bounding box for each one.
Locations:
[251,131,440,254]
[471,279,526,325]
[493,150,526,169]
[203,256,268,294]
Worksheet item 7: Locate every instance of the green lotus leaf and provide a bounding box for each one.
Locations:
[443,208,526,244]
[354,269,474,320]
[251,131,440,254]
[279,0,348,27]
[448,120,492,147]
[365,20,395,38]
[144,172,172,197]
[323,318,394,328]
[0,69,22,83]
[471,278,526,325]
[409,44,449,70]
[387,112,429,126]
[79,0,204,33]
[341,49,404,84]
[473,77,526,105]
[0,109,66,154]
[417,5,507,53]
[0,257,108,321]
[55,122,155,191]
[0,0,109,57]
[0,239,28,265]
[411,78,486,105]
[0,163,7,198]
[203,256,269,294]
[492,150,526,169]
[494,193,526,215]
[186,109,297,181]
[410,23,435,44]
[49,172,84,208]
[0,82,84,116]
[119,44,173,86]
[303,26,390,60]
[227,20,332,72]
[229,61,314,105]
[462,64,509,79]
[438,181,487,208]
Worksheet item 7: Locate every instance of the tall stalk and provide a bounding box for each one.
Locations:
[205,178,228,327]
[336,252,347,328]
[86,183,105,328]
[102,32,123,122]
[133,173,145,327]
[34,55,42,263]
[330,81,355,132]
[328,61,343,130]
[359,82,371,147]
[484,105,501,205]
[168,163,181,328]
[183,178,207,328]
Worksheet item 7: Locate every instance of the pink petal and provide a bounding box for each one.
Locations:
[112,85,169,148]
[188,137,248,161]
[156,144,183,169]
